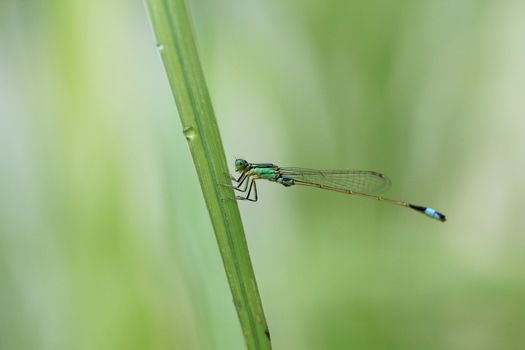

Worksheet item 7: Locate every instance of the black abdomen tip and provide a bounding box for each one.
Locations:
[409,204,446,222]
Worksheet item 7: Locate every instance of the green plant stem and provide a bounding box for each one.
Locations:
[145,0,272,349]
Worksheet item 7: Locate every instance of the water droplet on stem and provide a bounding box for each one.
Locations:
[183,126,196,141]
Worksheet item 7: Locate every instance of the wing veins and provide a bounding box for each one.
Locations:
[280,167,391,194]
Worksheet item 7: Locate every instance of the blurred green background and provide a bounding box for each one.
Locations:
[2,0,525,349]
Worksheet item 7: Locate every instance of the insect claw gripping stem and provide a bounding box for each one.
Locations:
[236,195,258,202]
[220,178,250,192]
[219,183,236,189]
[219,192,237,201]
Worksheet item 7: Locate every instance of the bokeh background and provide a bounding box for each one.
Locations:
[2,0,525,349]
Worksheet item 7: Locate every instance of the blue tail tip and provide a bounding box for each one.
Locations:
[410,204,446,222]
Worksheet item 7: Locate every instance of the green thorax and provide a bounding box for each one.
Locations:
[252,167,279,180]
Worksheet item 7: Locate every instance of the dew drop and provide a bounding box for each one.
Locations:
[156,43,164,52]
[183,126,196,141]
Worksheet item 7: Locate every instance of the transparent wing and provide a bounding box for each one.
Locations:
[280,167,392,194]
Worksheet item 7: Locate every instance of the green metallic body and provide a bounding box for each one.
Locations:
[252,167,279,181]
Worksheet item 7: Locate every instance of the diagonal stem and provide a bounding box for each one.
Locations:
[145,0,272,348]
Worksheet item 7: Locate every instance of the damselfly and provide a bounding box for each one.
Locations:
[230,159,446,222]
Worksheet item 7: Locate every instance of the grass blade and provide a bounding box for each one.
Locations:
[145,0,272,348]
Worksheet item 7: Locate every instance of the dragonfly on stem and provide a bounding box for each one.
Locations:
[228,158,446,222]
